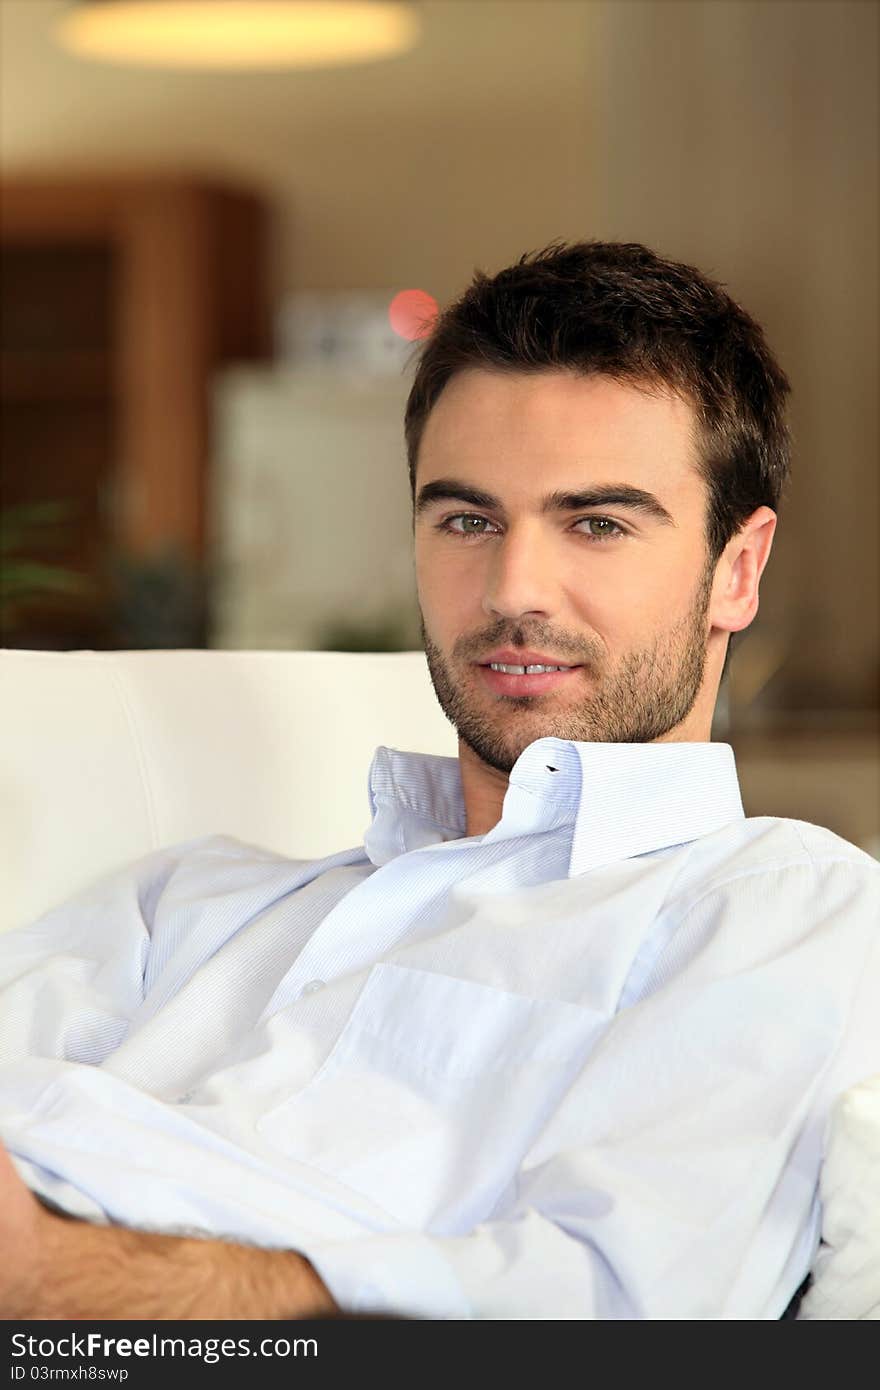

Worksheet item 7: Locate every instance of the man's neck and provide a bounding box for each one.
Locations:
[458,740,509,838]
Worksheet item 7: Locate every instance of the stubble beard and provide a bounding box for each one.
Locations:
[419,565,714,775]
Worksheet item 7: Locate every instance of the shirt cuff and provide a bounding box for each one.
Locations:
[304,1209,606,1320]
[303,1230,474,1319]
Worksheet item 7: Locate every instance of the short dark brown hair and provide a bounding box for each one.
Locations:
[404,239,793,680]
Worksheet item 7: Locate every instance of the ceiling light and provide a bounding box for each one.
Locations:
[54,1,421,71]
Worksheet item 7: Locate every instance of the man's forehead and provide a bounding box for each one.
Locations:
[417,368,702,497]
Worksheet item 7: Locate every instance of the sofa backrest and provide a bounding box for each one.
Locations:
[0,648,457,935]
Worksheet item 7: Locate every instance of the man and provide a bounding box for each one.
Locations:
[1,240,877,1320]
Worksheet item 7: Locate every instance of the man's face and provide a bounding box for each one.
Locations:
[413,368,720,776]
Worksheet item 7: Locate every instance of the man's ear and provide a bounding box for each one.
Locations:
[710,507,778,634]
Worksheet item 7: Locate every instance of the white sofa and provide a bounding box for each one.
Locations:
[0,648,458,937]
[1,647,876,1318]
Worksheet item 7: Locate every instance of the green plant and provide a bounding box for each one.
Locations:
[0,499,95,635]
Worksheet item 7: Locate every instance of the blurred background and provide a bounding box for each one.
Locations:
[0,0,877,852]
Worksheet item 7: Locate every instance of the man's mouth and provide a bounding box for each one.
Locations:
[476,663,582,695]
[486,662,573,674]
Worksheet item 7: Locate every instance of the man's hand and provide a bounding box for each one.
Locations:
[0,1140,338,1320]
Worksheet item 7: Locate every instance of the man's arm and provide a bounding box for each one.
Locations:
[0,840,339,1319]
[1,1141,337,1320]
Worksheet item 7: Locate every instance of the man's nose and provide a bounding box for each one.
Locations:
[481,524,559,622]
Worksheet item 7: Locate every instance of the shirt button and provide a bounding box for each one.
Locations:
[302,979,325,995]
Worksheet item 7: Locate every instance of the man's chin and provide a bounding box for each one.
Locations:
[457,716,574,775]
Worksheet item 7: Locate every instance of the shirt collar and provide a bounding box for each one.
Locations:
[364,737,744,873]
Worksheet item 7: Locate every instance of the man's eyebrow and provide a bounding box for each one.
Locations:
[414,478,676,526]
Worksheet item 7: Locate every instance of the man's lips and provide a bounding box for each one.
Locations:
[476,663,582,696]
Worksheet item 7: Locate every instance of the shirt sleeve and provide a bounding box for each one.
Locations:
[303,855,880,1320]
[0,836,216,1067]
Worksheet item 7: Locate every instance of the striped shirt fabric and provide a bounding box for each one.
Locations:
[0,736,878,1319]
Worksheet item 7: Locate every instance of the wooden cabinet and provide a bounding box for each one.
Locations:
[0,178,271,648]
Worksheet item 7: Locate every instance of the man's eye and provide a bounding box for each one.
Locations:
[575,516,626,542]
[437,514,496,537]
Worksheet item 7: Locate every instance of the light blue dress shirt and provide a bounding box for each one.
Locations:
[1,737,878,1319]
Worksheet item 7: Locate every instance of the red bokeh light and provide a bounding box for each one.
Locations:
[388,288,438,342]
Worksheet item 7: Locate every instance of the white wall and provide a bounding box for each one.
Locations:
[209,365,420,651]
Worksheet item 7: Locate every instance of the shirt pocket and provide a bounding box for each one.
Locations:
[257,962,602,1232]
